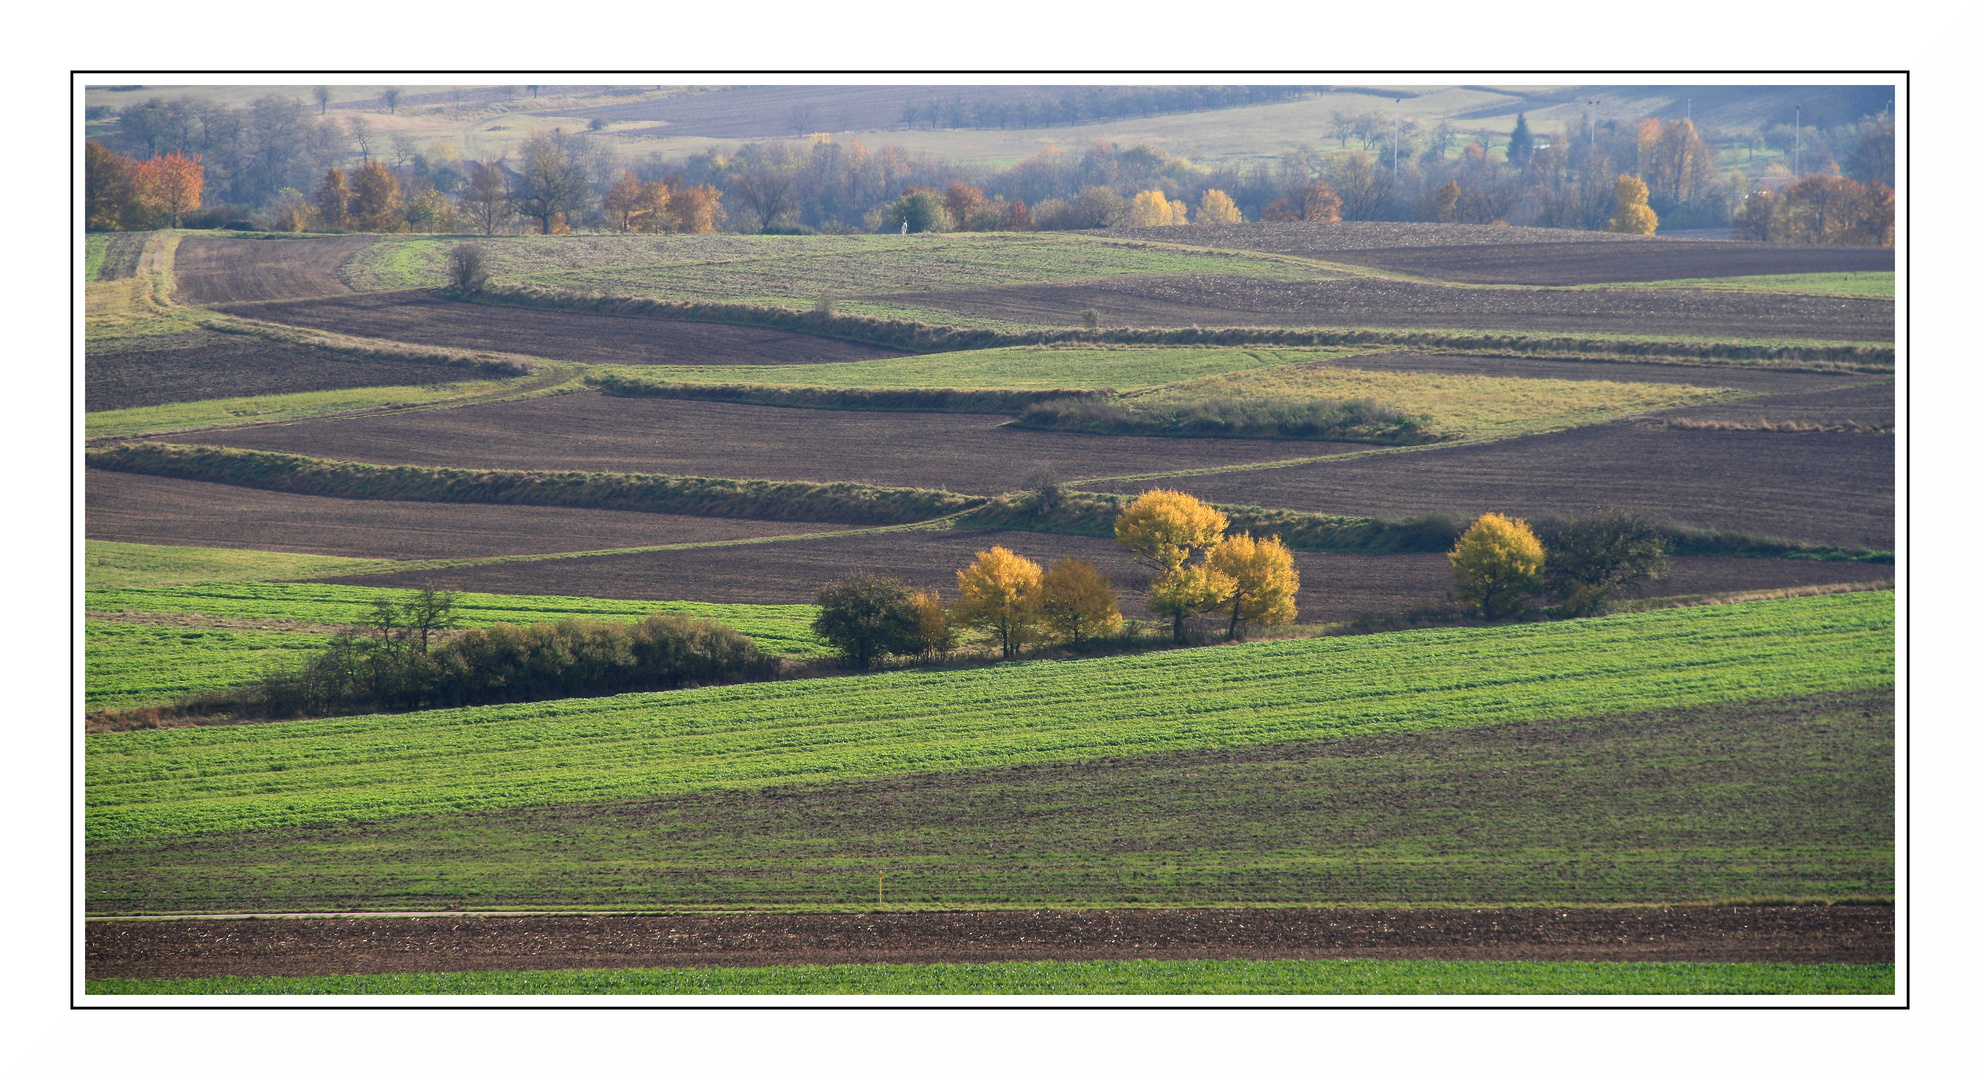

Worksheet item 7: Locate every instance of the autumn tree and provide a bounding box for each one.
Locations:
[944,182,987,230]
[1206,533,1298,640]
[314,167,353,230]
[603,172,645,232]
[85,141,133,231]
[1127,189,1176,227]
[1449,513,1546,619]
[814,574,925,668]
[669,184,724,234]
[911,589,960,659]
[458,160,511,236]
[128,151,204,228]
[346,160,405,231]
[447,243,491,294]
[1196,189,1241,224]
[1115,489,1231,643]
[1772,175,1894,246]
[1261,182,1342,223]
[1429,179,1461,223]
[1036,559,1123,646]
[1607,174,1657,235]
[512,130,593,236]
[955,546,1044,659]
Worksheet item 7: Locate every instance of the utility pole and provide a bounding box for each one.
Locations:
[1794,105,1803,178]
[1587,100,1601,150]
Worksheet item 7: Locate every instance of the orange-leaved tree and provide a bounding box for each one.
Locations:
[130,151,204,228]
[1206,533,1299,640]
[1607,174,1657,235]
[1037,558,1123,646]
[955,546,1044,659]
[1449,513,1545,619]
[347,161,405,232]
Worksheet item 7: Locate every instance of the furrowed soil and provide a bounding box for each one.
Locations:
[898,275,1893,340]
[85,691,1893,921]
[218,292,906,366]
[317,526,1891,619]
[86,470,850,560]
[1654,381,1896,428]
[172,236,377,305]
[85,328,503,412]
[86,906,1893,979]
[1095,221,1895,284]
[178,393,1352,495]
[1093,423,1894,549]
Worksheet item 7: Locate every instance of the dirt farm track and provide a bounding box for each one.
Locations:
[87,905,1894,980]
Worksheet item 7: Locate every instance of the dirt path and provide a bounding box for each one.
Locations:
[86,905,1893,979]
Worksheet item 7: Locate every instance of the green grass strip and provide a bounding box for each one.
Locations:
[86,958,1894,996]
[84,540,406,589]
[86,442,983,526]
[1603,271,1894,298]
[85,591,1893,844]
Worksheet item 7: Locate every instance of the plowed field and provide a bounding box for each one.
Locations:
[85,329,502,413]
[86,905,1893,979]
[318,527,1890,619]
[897,275,1894,340]
[179,393,1349,495]
[1096,221,1894,284]
[1093,424,1895,549]
[219,292,906,366]
[172,236,376,304]
[86,470,849,560]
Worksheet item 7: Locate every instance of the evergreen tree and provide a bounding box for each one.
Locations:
[1507,113,1535,167]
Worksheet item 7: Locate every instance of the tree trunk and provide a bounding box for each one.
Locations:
[1172,611,1185,644]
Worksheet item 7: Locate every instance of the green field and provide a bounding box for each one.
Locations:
[88,690,1891,911]
[86,591,1893,847]
[343,232,1325,299]
[1616,271,1895,297]
[82,374,552,440]
[86,621,339,712]
[600,345,1369,393]
[86,958,1894,996]
[85,540,404,589]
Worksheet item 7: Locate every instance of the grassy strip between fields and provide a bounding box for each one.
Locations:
[1602,271,1895,298]
[84,540,403,589]
[85,959,1894,996]
[85,442,983,526]
[83,377,552,441]
[469,286,1894,370]
[84,591,1894,845]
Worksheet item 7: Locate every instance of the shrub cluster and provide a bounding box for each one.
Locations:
[1011,394,1434,443]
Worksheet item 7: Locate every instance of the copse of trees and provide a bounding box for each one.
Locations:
[85,142,205,230]
[1733,174,1893,245]
[1114,489,1298,643]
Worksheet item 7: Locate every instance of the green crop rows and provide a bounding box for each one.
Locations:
[86,592,1894,845]
[86,959,1894,996]
[85,540,403,589]
[86,622,339,712]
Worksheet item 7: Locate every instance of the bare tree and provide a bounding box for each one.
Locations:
[382,87,403,114]
[787,104,816,137]
[312,86,332,115]
[389,133,420,171]
[512,130,593,234]
[727,166,797,232]
[458,159,512,236]
[345,115,373,164]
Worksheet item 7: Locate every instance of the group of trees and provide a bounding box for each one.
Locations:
[84,142,207,230]
[90,89,1895,243]
[1448,509,1671,620]
[811,490,1301,669]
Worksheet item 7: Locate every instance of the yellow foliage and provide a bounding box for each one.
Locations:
[1206,533,1299,638]
[1114,489,1229,574]
[1197,189,1241,224]
[1128,190,1175,228]
[1149,564,1235,643]
[955,546,1044,658]
[1608,173,1658,235]
[1449,513,1545,619]
[910,589,960,657]
[1037,559,1123,645]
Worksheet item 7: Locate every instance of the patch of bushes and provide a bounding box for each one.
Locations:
[1011,394,1436,443]
[87,443,983,526]
[592,374,1104,416]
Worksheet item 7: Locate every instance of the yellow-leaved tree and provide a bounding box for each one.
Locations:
[1037,558,1123,646]
[1115,489,1231,642]
[955,546,1044,659]
[1607,174,1658,235]
[1206,533,1299,639]
[1449,513,1546,619]
[1196,189,1242,224]
[1128,190,1176,228]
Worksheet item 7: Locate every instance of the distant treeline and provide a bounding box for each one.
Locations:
[894,86,1323,131]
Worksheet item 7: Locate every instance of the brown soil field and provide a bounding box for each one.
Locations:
[85,329,501,413]
[1096,221,1894,284]
[1330,351,1882,393]
[1092,424,1895,549]
[182,392,1349,495]
[86,905,1893,979]
[318,526,1890,621]
[218,292,906,366]
[172,236,376,305]
[899,274,1893,341]
[1656,381,1896,428]
[86,470,848,560]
